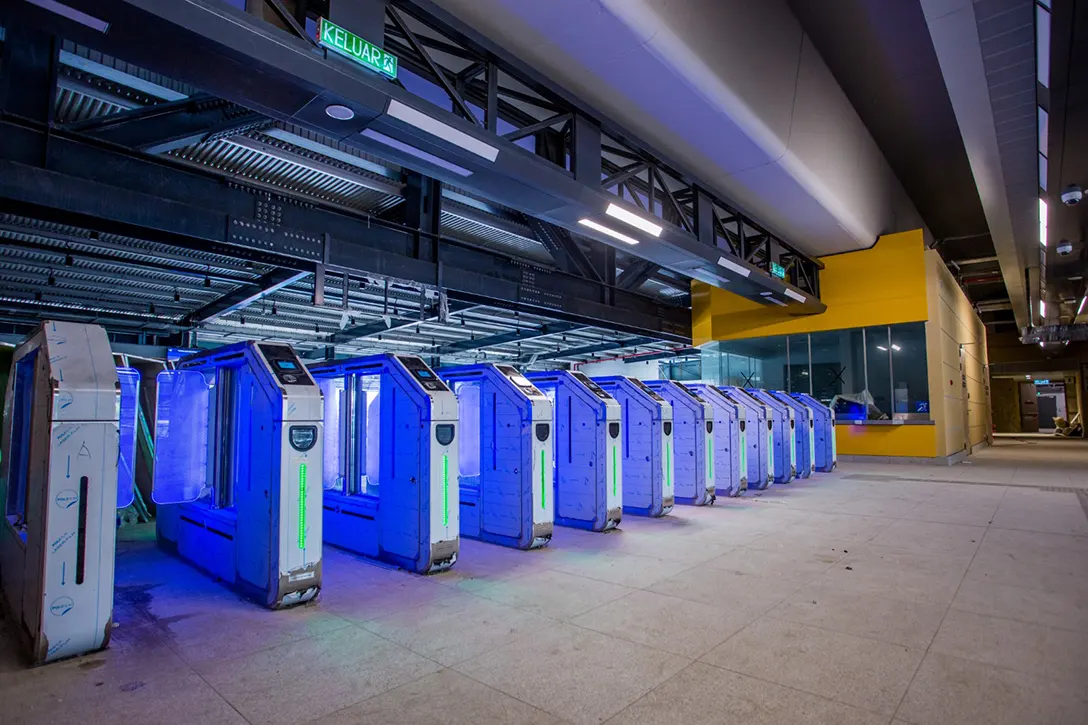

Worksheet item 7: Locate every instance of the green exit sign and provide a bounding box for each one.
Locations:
[317,17,398,79]
[770,262,786,279]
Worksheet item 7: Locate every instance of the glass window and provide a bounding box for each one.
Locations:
[809,329,865,407]
[864,326,893,419]
[890,322,929,416]
[786,334,810,394]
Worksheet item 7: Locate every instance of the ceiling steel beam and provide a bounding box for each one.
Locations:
[522,215,603,283]
[0,123,690,342]
[67,93,267,154]
[434,320,580,355]
[524,335,658,364]
[615,259,659,291]
[183,269,311,324]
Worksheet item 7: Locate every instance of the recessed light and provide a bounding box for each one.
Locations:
[26,0,109,32]
[325,104,356,121]
[605,203,663,237]
[577,219,639,245]
[386,99,499,161]
[717,257,751,278]
[361,128,473,177]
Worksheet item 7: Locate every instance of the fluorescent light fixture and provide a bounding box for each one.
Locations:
[26,0,109,32]
[1037,3,1051,88]
[361,128,472,177]
[891,344,901,352]
[765,297,788,307]
[577,219,638,245]
[759,291,773,297]
[386,99,499,162]
[717,257,751,278]
[1039,300,1046,317]
[1078,296,1086,315]
[876,345,888,352]
[605,203,663,237]
[1039,198,1047,247]
[783,288,806,303]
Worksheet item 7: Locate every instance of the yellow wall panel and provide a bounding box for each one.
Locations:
[835,424,937,457]
[691,229,929,342]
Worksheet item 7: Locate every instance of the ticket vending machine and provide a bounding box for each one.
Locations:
[591,376,674,517]
[746,389,795,484]
[309,354,459,574]
[793,393,837,472]
[644,380,715,506]
[0,322,126,664]
[154,342,322,609]
[524,371,622,532]
[686,384,746,497]
[720,387,774,490]
[773,391,815,479]
[438,364,553,550]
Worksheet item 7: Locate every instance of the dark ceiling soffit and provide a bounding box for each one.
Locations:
[0,122,691,343]
[434,320,581,355]
[183,268,311,325]
[27,0,822,313]
[522,335,658,364]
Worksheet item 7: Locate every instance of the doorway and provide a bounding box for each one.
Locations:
[1036,383,1068,433]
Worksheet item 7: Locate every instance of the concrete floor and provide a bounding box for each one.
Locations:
[3,439,1087,724]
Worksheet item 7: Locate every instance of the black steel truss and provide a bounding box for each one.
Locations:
[0,119,689,342]
[523,335,658,364]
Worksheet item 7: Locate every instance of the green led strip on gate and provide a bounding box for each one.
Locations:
[540,449,546,509]
[442,453,450,527]
[666,445,672,490]
[298,462,308,550]
[612,445,618,497]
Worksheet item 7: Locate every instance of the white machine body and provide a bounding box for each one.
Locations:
[0,321,118,663]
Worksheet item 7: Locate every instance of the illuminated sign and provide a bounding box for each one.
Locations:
[317,17,398,79]
[770,262,786,279]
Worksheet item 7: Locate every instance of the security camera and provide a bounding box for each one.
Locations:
[1057,240,1073,256]
[1061,184,1083,206]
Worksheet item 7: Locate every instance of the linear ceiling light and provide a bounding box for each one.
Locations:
[605,203,663,237]
[717,257,751,278]
[386,99,499,162]
[577,219,638,245]
[765,297,788,307]
[1039,198,1048,247]
[1079,296,1086,315]
[891,344,901,352]
[1039,300,1046,317]
[783,288,806,303]
[361,128,472,177]
[26,0,109,32]
[876,345,888,352]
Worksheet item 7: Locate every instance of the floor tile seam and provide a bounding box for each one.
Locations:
[985,522,1088,537]
[566,602,759,661]
[945,601,1088,636]
[782,579,962,616]
[183,647,275,725]
[889,491,993,723]
[901,647,1088,702]
[596,658,742,725]
[695,658,899,720]
[548,558,704,589]
[451,648,674,725]
[759,611,937,652]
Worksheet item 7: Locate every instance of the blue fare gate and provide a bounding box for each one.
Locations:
[686,384,746,496]
[591,376,674,517]
[154,342,323,609]
[644,380,715,506]
[745,389,796,484]
[309,354,460,574]
[772,391,815,479]
[719,387,774,490]
[439,364,553,550]
[793,393,837,472]
[525,371,622,532]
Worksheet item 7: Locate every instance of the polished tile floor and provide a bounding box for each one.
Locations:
[3,439,1087,724]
